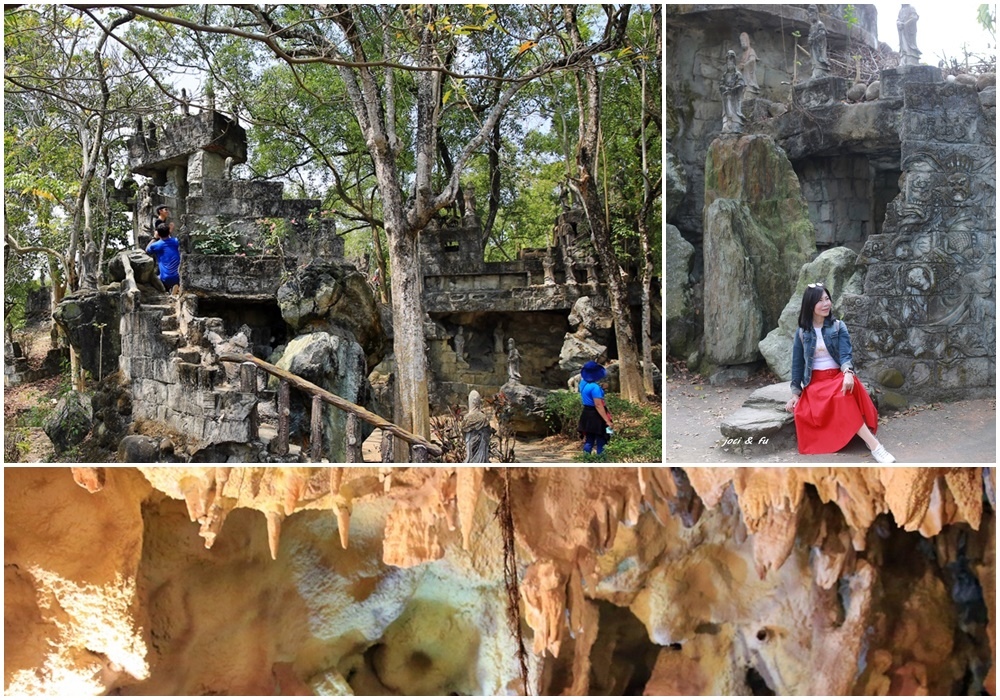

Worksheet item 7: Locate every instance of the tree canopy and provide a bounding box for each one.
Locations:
[5,4,662,448]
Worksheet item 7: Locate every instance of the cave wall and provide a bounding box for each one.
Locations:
[4,467,995,696]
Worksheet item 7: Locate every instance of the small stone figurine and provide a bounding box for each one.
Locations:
[506,338,522,382]
[719,50,746,134]
[807,4,831,79]
[739,32,760,94]
[897,5,921,67]
[461,390,492,463]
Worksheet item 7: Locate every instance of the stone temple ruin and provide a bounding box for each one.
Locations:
[663,4,995,440]
[49,107,655,461]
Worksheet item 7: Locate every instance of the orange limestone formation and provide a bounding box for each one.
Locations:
[4,466,994,696]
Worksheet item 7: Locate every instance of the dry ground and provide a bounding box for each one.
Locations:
[663,361,996,464]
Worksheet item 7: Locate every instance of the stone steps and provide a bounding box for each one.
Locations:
[720,382,796,450]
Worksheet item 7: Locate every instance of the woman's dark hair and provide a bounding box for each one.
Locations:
[797,285,833,330]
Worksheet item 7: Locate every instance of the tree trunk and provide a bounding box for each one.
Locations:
[385,211,431,444]
[565,5,645,404]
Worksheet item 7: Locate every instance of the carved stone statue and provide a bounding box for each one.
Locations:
[180,88,190,115]
[543,249,557,285]
[807,4,831,79]
[506,337,522,382]
[462,185,477,222]
[897,5,921,67]
[461,390,492,463]
[719,50,746,134]
[225,157,234,180]
[739,32,760,94]
[454,326,466,361]
[493,325,504,354]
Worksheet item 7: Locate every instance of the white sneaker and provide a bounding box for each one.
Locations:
[871,444,895,464]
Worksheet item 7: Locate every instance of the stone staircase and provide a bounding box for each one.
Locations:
[720,382,797,451]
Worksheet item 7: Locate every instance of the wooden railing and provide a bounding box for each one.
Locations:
[218,353,442,462]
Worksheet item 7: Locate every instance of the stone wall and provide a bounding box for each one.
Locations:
[795,155,876,251]
[665,5,877,241]
[120,304,256,447]
[844,70,997,402]
[181,255,290,300]
[427,311,573,410]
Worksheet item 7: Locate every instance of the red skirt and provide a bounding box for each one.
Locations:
[794,368,878,455]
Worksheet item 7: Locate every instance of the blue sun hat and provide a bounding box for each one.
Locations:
[580,361,607,383]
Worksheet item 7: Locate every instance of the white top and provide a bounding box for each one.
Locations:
[812,325,839,370]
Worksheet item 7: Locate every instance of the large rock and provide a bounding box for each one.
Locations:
[759,247,864,381]
[558,334,606,375]
[663,224,696,357]
[43,391,93,454]
[703,135,816,366]
[719,382,796,450]
[276,261,385,369]
[107,250,161,287]
[567,296,613,343]
[52,287,122,381]
[663,149,688,221]
[499,380,551,436]
[273,331,374,462]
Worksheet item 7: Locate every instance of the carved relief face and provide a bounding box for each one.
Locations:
[905,172,932,203]
[947,173,970,202]
[905,266,933,292]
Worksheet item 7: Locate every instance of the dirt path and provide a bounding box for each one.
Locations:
[663,368,996,464]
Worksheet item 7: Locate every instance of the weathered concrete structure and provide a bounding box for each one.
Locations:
[417,205,653,413]
[52,106,657,460]
[666,4,995,405]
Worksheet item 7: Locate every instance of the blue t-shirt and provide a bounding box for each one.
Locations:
[579,379,605,407]
[146,236,181,281]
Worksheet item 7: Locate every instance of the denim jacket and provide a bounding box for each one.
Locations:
[790,317,854,396]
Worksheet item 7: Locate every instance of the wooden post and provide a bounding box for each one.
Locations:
[380,431,394,463]
[277,380,290,456]
[346,413,362,463]
[242,362,259,439]
[310,395,323,462]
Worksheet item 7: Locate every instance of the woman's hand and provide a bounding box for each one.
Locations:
[841,372,855,394]
[785,395,799,412]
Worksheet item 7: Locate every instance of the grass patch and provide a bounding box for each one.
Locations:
[545,390,662,463]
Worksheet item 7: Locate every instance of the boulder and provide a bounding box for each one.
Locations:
[43,391,93,454]
[759,247,863,381]
[864,81,881,101]
[558,334,607,375]
[663,224,696,357]
[703,134,816,366]
[663,149,687,221]
[847,82,867,102]
[567,296,613,342]
[107,250,161,287]
[52,287,122,381]
[276,261,385,369]
[273,331,374,462]
[976,72,996,91]
[499,380,551,436]
[118,435,162,463]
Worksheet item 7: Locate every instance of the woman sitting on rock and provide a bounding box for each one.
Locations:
[784,283,895,463]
